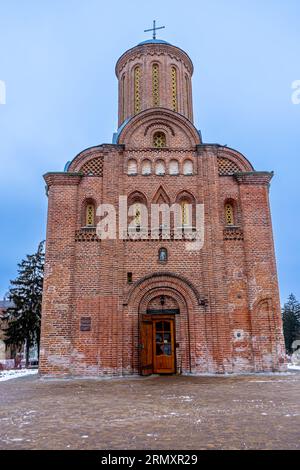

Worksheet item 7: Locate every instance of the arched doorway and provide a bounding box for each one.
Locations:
[140,295,179,375]
[124,272,202,376]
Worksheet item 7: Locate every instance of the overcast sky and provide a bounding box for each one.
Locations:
[0,0,299,303]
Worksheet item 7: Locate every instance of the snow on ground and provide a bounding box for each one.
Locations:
[0,366,298,382]
[287,364,300,371]
[0,369,38,382]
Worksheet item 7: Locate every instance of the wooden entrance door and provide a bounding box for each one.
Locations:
[140,320,153,376]
[140,316,175,375]
[153,319,175,374]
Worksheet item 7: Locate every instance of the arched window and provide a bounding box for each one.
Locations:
[183,160,193,175]
[128,192,148,233]
[181,200,190,226]
[121,74,125,122]
[155,160,166,175]
[171,67,178,112]
[152,64,160,106]
[153,131,166,148]
[225,203,234,226]
[142,160,151,175]
[185,75,190,119]
[134,66,141,115]
[86,203,95,226]
[134,202,142,227]
[158,247,168,263]
[127,159,137,175]
[169,159,179,175]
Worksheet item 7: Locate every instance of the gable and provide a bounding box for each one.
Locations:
[117,108,201,149]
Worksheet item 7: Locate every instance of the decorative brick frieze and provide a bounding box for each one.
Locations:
[116,43,194,77]
[75,228,100,242]
[223,227,244,241]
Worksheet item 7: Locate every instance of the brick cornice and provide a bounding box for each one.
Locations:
[116,43,194,77]
[44,172,82,187]
[125,148,196,154]
[234,171,274,185]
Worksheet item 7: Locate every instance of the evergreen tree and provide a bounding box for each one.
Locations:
[282,293,300,354]
[3,241,45,367]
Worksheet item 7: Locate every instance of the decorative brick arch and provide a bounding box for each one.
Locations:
[125,271,202,307]
[217,147,254,174]
[139,288,185,315]
[250,297,284,371]
[118,108,201,148]
[144,121,175,137]
[138,286,191,374]
[175,189,196,203]
[127,190,148,205]
[124,272,203,374]
[152,186,170,205]
[67,146,105,173]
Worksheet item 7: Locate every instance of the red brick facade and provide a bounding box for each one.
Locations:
[39,40,286,377]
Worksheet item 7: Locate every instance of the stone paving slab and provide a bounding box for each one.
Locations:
[0,373,299,450]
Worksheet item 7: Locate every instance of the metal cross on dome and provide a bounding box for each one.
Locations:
[144,20,165,40]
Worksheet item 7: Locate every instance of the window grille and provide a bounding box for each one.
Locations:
[86,204,95,226]
[134,66,141,114]
[152,64,160,106]
[134,203,141,226]
[80,157,103,177]
[153,132,166,148]
[122,74,125,122]
[218,157,240,176]
[181,200,190,226]
[225,203,234,226]
[185,75,190,119]
[171,67,177,112]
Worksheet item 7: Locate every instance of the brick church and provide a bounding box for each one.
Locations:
[39,31,286,377]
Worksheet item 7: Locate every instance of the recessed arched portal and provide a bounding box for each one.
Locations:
[140,293,180,375]
[125,272,202,376]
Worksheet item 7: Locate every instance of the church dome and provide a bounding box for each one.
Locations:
[115,39,194,127]
[137,39,172,46]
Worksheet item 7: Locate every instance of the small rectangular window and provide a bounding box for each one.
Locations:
[127,272,133,283]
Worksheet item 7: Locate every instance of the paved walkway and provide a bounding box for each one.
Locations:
[0,373,299,449]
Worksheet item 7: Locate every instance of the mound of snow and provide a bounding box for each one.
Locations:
[287,364,300,371]
[0,369,38,382]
